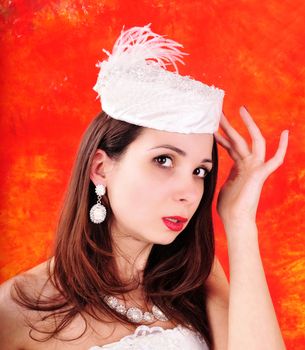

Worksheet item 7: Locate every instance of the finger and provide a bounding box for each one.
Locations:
[261,130,289,176]
[239,106,266,162]
[219,112,251,158]
[214,132,241,162]
[214,132,231,149]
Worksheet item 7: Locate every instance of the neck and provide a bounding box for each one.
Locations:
[111,230,153,285]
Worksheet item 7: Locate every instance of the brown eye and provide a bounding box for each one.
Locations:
[194,167,209,178]
[154,155,173,167]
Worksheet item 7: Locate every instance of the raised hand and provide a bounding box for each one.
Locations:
[214,106,289,227]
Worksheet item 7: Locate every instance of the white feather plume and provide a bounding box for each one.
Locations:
[98,23,188,73]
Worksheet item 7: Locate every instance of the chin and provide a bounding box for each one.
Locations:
[151,232,180,245]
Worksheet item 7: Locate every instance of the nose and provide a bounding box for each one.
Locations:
[172,173,203,204]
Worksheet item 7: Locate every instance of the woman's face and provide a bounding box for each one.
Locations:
[105,128,214,245]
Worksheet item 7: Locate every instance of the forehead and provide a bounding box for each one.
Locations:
[129,127,214,157]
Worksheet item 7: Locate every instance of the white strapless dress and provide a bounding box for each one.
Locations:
[89,324,209,349]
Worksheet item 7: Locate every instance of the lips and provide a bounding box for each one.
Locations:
[162,216,188,232]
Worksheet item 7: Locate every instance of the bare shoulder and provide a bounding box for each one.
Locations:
[205,255,229,350]
[0,260,53,350]
[0,275,25,349]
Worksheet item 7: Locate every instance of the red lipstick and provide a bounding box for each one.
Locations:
[162,216,188,232]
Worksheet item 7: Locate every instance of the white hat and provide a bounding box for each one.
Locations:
[93,24,224,134]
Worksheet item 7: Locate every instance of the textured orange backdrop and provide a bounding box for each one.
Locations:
[1,1,304,348]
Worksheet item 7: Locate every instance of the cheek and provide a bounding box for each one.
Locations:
[106,162,165,216]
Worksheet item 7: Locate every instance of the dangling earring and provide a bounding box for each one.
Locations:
[90,184,107,224]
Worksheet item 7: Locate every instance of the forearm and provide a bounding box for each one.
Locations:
[224,220,286,350]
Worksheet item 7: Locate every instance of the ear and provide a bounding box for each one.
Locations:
[90,149,114,187]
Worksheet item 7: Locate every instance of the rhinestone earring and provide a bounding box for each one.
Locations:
[90,184,107,224]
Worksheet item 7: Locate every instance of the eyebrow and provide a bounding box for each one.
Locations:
[148,144,213,164]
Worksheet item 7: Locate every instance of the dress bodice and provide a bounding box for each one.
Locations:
[88,324,209,349]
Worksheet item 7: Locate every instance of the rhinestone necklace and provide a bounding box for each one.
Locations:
[103,295,169,324]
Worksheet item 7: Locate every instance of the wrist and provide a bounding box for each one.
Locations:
[222,219,258,243]
[222,218,257,230]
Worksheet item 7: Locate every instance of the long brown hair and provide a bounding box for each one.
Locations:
[13,111,219,348]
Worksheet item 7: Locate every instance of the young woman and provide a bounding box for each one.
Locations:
[0,25,288,350]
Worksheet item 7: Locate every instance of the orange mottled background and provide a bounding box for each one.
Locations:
[0,0,304,348]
